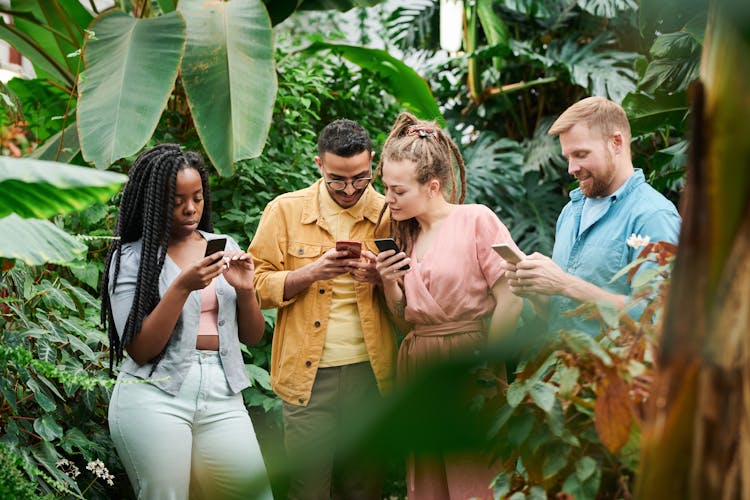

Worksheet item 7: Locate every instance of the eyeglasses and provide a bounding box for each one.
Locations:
[325,177,372,192]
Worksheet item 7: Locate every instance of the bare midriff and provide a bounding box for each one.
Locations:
[196,335,220,351]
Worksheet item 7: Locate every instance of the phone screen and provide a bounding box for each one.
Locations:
[204,238,227,258]
[374,238,410,271]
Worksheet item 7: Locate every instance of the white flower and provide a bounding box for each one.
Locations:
[626,233,650,249]
[86,459,114,485]
[56,457,81,478]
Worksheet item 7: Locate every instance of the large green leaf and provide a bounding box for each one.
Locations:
[639,32,702,94]
[29,121,80,163]
[0,19,73,86]
[0,214,87,265]
[477,0,511,69]
[621,91,688,135]
[11,0,92,77]
[180,0,277,176]
[77,11,186,169]
[0,157,126,219]
[304,42,443,124]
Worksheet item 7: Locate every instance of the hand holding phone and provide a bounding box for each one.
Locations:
[335,240,362,259]
[492,244,525,264]
[204,237,227,262]
[374,238,410,271]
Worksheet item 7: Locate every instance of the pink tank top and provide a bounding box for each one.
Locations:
[198,279,219,336]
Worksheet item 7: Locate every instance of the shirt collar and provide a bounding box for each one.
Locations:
[301,178,382,225]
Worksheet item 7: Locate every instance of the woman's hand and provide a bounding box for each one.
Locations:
[374,249,411,286]
[222,250,256,292]
[175,252,227,292]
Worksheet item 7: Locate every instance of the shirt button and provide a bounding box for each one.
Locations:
[319,288,325,294]
[314,321,321,328]
[305,360,312,367]
[298,398,305,404]
[218,320,225,326]
[220,348,227,355]
[298,248,304,255]
[217,289,223,295]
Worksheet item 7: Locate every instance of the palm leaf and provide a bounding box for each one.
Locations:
[0,157,126,219]
[0,214,87,265]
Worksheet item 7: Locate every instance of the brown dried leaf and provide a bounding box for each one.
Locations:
[595,376,634,453]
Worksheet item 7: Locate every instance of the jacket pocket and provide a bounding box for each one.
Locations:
[286,241,326,269]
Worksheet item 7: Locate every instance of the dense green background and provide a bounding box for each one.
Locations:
[0,0,706,497]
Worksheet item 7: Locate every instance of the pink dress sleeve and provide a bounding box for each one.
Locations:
[472,204,518,288]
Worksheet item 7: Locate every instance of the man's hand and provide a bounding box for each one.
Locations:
[504,252,570,297]
[310,248,358,281]
[349,250,382,284]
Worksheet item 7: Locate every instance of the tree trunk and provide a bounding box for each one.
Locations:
[636,1,750,498]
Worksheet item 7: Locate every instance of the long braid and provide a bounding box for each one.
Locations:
[100,144,212,374]
[376,112,467,253]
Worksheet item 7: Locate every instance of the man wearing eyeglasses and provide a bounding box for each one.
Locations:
[249,119,396,500]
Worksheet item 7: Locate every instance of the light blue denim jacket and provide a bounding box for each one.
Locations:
[549,169,681,336]
[108,230,251,395]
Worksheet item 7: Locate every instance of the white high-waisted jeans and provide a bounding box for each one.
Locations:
[109,350,272,499]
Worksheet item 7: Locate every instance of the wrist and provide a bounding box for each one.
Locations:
[235,287,256,297]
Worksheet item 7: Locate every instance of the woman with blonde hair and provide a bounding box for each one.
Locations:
[374,113,523,499]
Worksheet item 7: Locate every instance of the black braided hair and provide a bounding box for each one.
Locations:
[100,144,212,375]
[375,112,467,254]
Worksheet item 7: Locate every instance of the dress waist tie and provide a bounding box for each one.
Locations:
[411,319,484,337]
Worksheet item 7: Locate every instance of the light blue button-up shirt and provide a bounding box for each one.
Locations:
[108,231,251,395]
[548,169,681,336]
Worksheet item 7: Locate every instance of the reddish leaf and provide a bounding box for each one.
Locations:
[594,376,634,453]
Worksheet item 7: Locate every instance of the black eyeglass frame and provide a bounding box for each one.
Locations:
[324,177,372,192]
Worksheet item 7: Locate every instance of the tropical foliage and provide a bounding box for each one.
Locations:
[0,0,724,498]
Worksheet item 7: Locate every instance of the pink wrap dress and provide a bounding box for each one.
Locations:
[399,204,518,500]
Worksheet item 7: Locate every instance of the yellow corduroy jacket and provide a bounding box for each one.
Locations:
[249,179,396,406]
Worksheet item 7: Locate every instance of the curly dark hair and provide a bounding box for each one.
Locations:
[100,144,212,373]
[316,118,372,158]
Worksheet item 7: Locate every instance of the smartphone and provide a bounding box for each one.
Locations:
[204,237,227,261]
[335,240,362,258]
[491,243,524,264]
[374,238,410,271]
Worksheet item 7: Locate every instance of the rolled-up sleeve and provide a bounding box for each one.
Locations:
[249,202,297,309]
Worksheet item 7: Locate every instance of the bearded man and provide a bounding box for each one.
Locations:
[502,96,681,336]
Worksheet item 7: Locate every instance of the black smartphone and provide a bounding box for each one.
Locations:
[204,237,227,261]
[374,238,410,271]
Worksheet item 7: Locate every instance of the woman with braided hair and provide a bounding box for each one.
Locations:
[101,144,272,499]
[373,113,523,499]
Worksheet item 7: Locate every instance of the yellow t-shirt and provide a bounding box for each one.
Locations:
[318,182,369,367]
